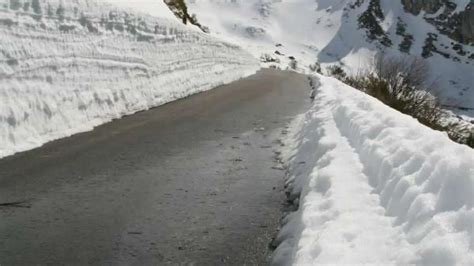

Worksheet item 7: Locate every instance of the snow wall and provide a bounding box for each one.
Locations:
[273,75,474,265]
[0,0,259,158]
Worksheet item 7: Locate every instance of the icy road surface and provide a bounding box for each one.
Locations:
[0,69,310,265]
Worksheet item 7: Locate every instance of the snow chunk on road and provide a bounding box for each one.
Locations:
[0,0,259,158]
[274,75,474,265]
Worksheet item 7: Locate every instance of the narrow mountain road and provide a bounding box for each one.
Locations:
[0,69,310,265]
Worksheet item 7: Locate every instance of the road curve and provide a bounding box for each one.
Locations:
[0,69,310,265]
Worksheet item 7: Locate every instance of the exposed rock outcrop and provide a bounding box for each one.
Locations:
[402,0,474,44]
[358,0,392,46]
[164,0,209,32]
[401,0,444,14]
[459,3,474,44]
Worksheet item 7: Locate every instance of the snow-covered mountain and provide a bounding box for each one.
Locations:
[0,0,258,158]
[186,0,474,115]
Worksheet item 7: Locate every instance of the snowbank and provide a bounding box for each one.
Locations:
[103,0,176,19]
[273,75,474,265]
[0,0,259,158]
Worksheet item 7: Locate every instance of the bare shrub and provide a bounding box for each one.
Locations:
[326,65,346,80]
[289,59,298,70]
[341,54,472,148]
[467,131,474,148]
[56,4,65,21]
[9,0,22,11]
[31,0,41,15]
[23,1,29,12]
[309,62,322,74]
[373,53,431,90]
[445,121,474,148]
[368,54,444,128]
[260,53,280,63]
[46,4,53,17]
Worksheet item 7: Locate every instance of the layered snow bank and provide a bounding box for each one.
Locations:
[0,0,259,158]
[104,0,176,19]
[273,75,474,265]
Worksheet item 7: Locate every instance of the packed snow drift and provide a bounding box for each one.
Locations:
[273,74,474,265]
[0,0,259,158]
[188,0,474,118]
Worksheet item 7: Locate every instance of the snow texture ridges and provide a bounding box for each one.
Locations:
[274,75,474,265]
[0,0,259,158]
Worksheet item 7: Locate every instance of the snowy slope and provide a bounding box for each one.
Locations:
[105,0,176,20]
[273,74,474,265]
[187,0,474,115]
[0,0,259,158]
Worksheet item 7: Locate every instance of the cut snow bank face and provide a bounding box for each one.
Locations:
[104,0,176,19]
[0,0,259,159]
[273,75,474,265]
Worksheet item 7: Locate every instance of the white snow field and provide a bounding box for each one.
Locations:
[0,0,259,158]
[188,0,474,117]
[273,75,474,265]
[104,0,176,19]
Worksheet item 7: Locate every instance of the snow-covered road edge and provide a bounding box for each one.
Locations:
[273,75,474,265]
[0,0,259,159]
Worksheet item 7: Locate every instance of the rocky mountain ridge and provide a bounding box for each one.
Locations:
[401,0,474,45]
[356,0,473,60]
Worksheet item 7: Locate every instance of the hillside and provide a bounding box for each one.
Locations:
[187,0,474,118]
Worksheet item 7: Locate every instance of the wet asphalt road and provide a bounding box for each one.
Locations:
[0,69,310,265]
